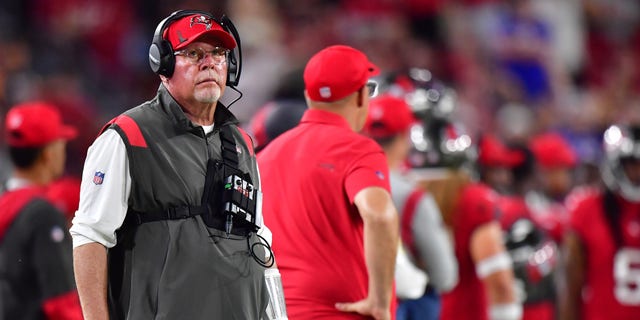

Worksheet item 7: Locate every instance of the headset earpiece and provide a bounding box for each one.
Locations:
[227,51,238,85]
[157,39,175,77]
[148,42,162,73]
[149,38,175,77]
[149,11,183,77]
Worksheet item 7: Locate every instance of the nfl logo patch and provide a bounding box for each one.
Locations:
[93,171,105,185]
[319,87,332,99]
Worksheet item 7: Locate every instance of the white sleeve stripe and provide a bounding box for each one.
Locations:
[475,252,513,278]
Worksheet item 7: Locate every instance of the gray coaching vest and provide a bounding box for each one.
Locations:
[103,86,268,320]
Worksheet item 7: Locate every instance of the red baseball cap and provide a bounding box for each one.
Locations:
[304,45,380,102]
[478,134,524,167]
[363,94,416,138]
[529,133,577,168]
[5,102,78,147]
[164,14,237,50]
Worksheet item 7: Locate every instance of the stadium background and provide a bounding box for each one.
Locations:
[1,0,639,185]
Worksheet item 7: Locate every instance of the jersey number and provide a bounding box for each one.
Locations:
[614,248,640,305]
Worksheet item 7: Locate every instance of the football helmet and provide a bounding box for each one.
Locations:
[504,218,558,303]
[378,68,474,169]
[601,124,640,202]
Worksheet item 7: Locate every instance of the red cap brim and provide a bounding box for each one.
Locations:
[368,63,380,77]
[60,125,78,141]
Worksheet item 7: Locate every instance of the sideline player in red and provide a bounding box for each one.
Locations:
[497,145,559,320]
[0,102,83,319]
[437,134,522,320]
[560,124,640,320]
[373,68,521,320]
[362,94,459,320]
[527,132,578,244]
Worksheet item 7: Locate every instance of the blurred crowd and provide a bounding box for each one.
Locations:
[1,0,640,318]
[1,0,639,180]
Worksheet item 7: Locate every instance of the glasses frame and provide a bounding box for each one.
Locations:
[366,80,379,98]
[174,46,230,65]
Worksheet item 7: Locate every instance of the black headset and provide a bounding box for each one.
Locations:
[148,10,242,87]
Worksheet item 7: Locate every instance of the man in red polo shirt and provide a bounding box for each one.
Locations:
[258,45,399,320]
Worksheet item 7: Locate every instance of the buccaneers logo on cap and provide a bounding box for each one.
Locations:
[190,15,212,30]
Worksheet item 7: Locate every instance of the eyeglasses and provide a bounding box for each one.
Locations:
[366,80,379,98]
[174,47,230,65]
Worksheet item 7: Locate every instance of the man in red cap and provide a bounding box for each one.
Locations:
[527,132,577,243]
[477,133,524,195]
[71,10,283,320]
[0,101,83,319]
[362,94,458,320]
[259,45,399,320]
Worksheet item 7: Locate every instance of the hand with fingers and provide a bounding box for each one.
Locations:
[335,297,391,320]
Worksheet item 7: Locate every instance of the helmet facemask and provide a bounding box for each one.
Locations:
[601,125,640,202]
[378,68,474,170]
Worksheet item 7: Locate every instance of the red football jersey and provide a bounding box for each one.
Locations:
[440,182,499,320]
[498,195,556,320]
[568,188,640,319]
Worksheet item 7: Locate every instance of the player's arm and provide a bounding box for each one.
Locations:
[471,221,522,320]
[557,231,584,320]
[412,193,458,292]
[74,243,109,320]
[336,186,399,320]
[70,129,130,320]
